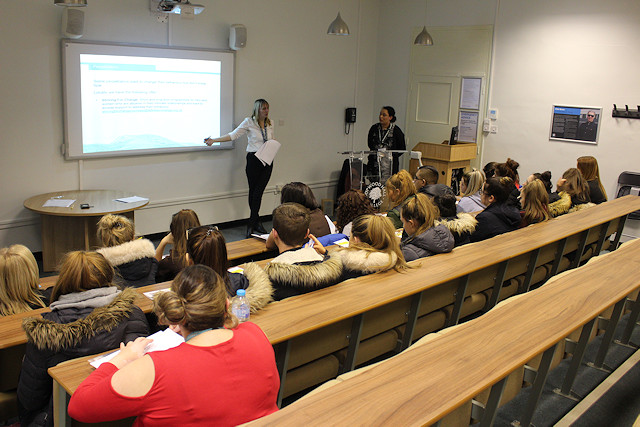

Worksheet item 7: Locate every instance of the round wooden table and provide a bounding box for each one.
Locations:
[24,190,149,271]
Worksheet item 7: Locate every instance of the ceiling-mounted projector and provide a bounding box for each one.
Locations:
[151,0,205,15]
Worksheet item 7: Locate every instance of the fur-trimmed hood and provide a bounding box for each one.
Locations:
[548,191,572,218]
[238,263,274,313]
[97,238,156,267]
[22,287,139,352]
[264,250,343,301]
[339,248,398,274]
[569,202,596,213]
[435,213,478,235]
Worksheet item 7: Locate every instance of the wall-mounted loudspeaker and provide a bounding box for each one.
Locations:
[229,24,247,50]
[62,8,84,39]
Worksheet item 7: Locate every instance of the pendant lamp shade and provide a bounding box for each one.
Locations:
[55,0,87,5]
[327,12,350,35]
[414,26,433,46]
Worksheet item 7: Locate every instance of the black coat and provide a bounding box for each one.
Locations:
[18,288,149,427]
[470,203,521,243]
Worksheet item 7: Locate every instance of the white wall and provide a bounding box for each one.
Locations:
[0,0,379,249]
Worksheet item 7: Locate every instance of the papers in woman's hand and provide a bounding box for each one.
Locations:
[89,329,184,369]
[255,139,281,166]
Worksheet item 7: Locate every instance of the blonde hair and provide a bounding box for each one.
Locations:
[577,155,607,200]
[401,193,439,237]
[384,170,416,210]
[0,245,45,316]
[521,179,550,225]
[51,251,115,302]
[97,214,135,247]
[461,169,486,197]
[154,265,237,332]
[251,99,271,127]
[349,215,408,272]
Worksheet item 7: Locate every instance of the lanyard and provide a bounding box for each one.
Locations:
[260,120,268,142]
[378,123,393,146]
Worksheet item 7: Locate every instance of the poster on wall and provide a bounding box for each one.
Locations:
[549,105,601,144]
[458,111,479,143]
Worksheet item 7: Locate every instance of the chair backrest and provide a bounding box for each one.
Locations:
[616,171,640,219]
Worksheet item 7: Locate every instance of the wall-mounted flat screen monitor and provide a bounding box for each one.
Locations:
[62,40,235,159]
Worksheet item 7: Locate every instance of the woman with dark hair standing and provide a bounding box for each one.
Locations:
[368,106,406,178]
[205,99,275,237]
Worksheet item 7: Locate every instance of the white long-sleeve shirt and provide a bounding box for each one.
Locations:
[228,117,275,152]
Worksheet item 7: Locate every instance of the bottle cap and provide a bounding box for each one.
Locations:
[237,289,246,296]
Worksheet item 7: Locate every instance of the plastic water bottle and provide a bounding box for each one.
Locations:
[231,289,250,322]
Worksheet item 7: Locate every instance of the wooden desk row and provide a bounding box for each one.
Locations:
[43,196,640,426]
[248,238,640,426]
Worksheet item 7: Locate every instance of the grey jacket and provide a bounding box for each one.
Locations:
[401,224,455,262]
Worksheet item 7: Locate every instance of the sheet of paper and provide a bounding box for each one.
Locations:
[89,329,184,369]
[114,196,149,203]
[228,266,244,274]
[251,233,269,240]
[143,288,170,300]
[42,199,75,208]
[255,139,281,166]
[333,238,349,247]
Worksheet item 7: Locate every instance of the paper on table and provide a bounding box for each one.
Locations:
[43,199,75,208]
[251,233,269,240]
[143,288,170,300]
[254,139,281,166]
[114,196,149,203]
[89,329,185,369]
[333,238,349,247]
[228,266,244,274]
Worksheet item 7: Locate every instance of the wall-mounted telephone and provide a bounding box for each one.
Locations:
[345,108,357,123]
[344,107,357,135]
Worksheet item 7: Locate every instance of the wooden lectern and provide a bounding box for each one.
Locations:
[409,142,477,186]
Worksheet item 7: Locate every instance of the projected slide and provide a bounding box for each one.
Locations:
[80,55,220,153]
[63,41,235,159]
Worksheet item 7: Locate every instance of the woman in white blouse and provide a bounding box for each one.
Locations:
[205,99,274,237]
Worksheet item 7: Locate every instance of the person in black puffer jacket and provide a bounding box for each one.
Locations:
[470,177,522,243]
[400,193,454,262]
[18,251,149,427]
[96,214,158,288]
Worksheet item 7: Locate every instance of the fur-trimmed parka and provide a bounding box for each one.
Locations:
[548,191,596,218]
[18,287,149,427]
[435,213,478,247]
[97,238,158,288]
[339,247,399,281]
[255,248,343,301]
[233,263,274,313]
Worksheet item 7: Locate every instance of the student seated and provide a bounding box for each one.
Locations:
[548,168,593,217]
[280,181,336,237]
[400,193,454,262]
[470,177,521,242]
[520,179,550,227]
[0,244,48,316]
[385,169,417,229]
[433,193,478,247]
[335,189,375,237]
[457,169,486,213]
[257,203,342,301]
[155,208,201,283]
[494,158,521,209]
[525,171,554,199]
[312,214,408,281]
[96,214,158,287]
[18,251,149,426]
[68,265,279,426]
[577,155,607,204]
[412,165,455,199]
[187,225,273,312]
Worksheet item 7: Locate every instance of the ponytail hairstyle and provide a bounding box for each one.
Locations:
[558,168,590,204]
[154,265,237,332]
[349,214,408,272]
[495,158,520,185]
[169,209,201,269]
[0,245,45,315]
[461,169,486,197]
[483,177,511,205]
[186,226,233,295]
[401,193,439,238]
[251,99,271,127]
[50,251,115,303]
[531,171,553,194]
[384,170,416,210]
[521,179,550,225]
[577,155,607,200]
[382,106,397,123]
[96,214,135,247]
